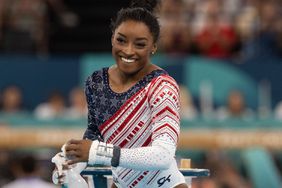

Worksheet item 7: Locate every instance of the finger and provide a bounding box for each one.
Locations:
[67,139,81,145]
[65,143,80,151]
[65,150,81,158]
[67,158,82,165]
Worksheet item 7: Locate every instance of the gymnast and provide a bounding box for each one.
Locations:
[53,0,187,187]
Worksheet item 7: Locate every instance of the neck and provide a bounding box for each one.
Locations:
[108,63,158,93]
[116,63,153,84]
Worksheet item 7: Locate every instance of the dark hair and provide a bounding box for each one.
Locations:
[110,0,160,43]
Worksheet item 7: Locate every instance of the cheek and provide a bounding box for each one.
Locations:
[111,42,124,53]
[140,49,152,56]
[111,45,119,57]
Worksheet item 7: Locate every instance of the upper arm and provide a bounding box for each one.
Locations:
[148,76,180,146]
[83,76,103,141]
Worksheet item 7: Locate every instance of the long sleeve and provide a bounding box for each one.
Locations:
[117,75,180,170]
[83,76,103,141]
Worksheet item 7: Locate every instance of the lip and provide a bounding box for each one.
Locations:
[120,56,137,64]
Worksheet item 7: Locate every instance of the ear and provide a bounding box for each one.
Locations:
[152,43,157,54]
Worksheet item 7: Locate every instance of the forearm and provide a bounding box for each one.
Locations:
[119,144,175,170]
[88,134,176,170]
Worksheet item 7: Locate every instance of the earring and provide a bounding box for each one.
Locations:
[151,51,155,55]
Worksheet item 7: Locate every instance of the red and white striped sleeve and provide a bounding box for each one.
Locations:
[148,75,181,145]
[117,75,181,170]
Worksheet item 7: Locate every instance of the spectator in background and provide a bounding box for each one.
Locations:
[222,0,244,22]
[234,0,260,60]
[158,0,193,55]
[216,90,254,120]
[235,0,282,60]
[0,0,78,56]
[193,0,239,59]
[2,154,58,188]
[0,85,24,114]
[273,101,282,120]
[34,91,66,119]
[254,0,282,58]
[191,149,251,188]
[203,150,251,188]
[0,150,12,187]
[179,85,198,120]
[65,87,87,119]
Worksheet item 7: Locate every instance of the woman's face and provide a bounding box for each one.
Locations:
[111,20,156,75]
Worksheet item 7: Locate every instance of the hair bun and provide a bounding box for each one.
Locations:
[130,0,158,12]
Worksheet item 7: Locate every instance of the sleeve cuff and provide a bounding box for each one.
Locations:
[88,140,99,165]
[111,146,121,167]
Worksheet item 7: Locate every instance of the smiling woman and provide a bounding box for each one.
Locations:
[109,19,159,93]
[51,0,188,188]
[111,20,157,77]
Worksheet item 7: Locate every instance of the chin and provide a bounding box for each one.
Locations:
[116,59,139,72]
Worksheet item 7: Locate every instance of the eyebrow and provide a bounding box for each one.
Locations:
[117,32,148,41]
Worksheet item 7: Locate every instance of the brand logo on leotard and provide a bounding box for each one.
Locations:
[157,174,171,187]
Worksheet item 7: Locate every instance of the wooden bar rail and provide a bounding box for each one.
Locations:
[1,126,282,150]
[75,167,210,188]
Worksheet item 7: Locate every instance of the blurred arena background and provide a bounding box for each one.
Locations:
[0,0,282,187]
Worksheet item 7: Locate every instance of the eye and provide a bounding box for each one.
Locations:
[116,37,126,44]
[135,43,146,48]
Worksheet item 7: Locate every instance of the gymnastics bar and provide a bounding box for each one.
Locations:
[79,166,210,188]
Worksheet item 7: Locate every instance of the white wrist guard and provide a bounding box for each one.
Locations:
[88,140,120,167]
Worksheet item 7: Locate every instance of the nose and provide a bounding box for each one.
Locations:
[123,43,134,56]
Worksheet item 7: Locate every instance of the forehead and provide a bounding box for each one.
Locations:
[114,20,153,39]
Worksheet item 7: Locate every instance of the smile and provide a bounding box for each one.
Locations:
[121,57,136,63]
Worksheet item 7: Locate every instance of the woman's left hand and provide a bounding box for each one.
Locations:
[64,139,92,165]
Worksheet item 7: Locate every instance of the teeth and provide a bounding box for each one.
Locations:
[121,57,135,63]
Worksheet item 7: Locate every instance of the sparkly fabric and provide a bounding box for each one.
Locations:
[119,134,176,170]
[83,67,186,187]
[83,67,167,141]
